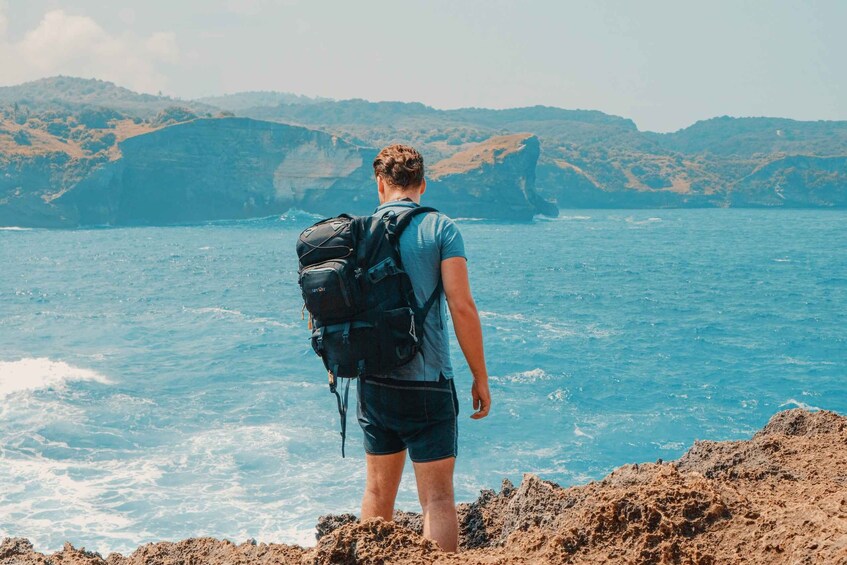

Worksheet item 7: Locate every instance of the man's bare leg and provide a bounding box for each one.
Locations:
[413,457,458,552]
[361,451,406,521]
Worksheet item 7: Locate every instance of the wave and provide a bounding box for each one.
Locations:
[573,424,594,439]
[0,358,111,399]
[480,311,615,340]
[780,356,835,367]
[535,215,591,221]
[625,216,662,225]
[779,398,822,411]
[185,306,295,328]
[0,226,33,231]
[493,368,554,384]
[278,209,324,222]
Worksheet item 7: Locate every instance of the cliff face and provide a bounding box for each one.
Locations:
[426,134,558,220]
[0,117,555,227]
[55,118,377,226]
[4,76,847,225]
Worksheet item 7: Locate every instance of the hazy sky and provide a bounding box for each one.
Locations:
[0,0,844,132]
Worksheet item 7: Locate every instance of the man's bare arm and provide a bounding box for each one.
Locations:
[441,256,491,419]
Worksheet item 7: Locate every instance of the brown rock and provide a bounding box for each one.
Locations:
[4,409,847,564]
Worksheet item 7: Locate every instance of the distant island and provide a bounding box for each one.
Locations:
[1,76,845,227]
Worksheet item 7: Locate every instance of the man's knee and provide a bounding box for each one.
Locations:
[417,475,454,504]
[420,487,454,510]
[364,481,394,501]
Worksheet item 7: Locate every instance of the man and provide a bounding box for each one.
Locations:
[357,144,491,553]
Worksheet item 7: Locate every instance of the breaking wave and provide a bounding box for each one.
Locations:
[0,358,111,400]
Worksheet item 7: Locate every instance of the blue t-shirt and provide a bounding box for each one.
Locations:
[371,200,466,381]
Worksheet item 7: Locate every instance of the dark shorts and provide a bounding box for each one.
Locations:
[356,375,459,463]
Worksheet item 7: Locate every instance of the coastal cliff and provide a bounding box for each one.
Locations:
[2,77,847,227]
[1,114,555,226]
[426,134,557,220]
[3,409,845,564]
[56,118,377,226]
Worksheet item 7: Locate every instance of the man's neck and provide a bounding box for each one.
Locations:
[381,192,421,205]
[384,196,416,205]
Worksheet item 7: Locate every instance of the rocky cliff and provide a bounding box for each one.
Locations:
[55,118,378,226]
[426,134,557,220]
[1,116,557,227]
[2,77,847,226]
[3,409,845,564]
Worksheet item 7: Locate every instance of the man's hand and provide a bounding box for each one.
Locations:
[470,378,491,419]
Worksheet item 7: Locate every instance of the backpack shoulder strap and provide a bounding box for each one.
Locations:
[385,206,443,320]
[389,206,438,240]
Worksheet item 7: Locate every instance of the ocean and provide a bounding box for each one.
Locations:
[1,209,845,555]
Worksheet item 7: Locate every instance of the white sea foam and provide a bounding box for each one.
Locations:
[780,356,835,367]
[656,441,685,451]
[186,306,294,328]
[0,358,111,399]
[573,425,594,439]
[494,368,555,384]
[537,215,591,221]
[625,216,662,225]
[0,226,32,231]
[278,209,323,222]
[478,311,529,322]
[547,388,570,402]
[779,398,821,411]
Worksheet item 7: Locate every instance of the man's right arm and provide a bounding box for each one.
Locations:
[441,256,491,419]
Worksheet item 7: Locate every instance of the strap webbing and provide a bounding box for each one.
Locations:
[421,279,443,319]
[330,377,352,458]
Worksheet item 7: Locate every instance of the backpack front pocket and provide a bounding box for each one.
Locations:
[299,260,358,321]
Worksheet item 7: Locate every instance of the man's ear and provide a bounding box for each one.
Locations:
[377,175,386,199]
[419,178,426,197]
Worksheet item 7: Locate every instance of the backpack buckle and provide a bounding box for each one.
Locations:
[367,257,399,284]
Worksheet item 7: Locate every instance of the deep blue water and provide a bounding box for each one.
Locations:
[1,209,845,554]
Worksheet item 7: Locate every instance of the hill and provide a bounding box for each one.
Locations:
[1,76,846,227]
[0,76,217,118]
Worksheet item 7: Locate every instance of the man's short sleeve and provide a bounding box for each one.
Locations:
[438,216,466,261]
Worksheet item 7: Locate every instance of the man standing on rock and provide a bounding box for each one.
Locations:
[357,144,492,553]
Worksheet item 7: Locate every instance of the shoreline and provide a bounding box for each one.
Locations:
[3,408,846,564]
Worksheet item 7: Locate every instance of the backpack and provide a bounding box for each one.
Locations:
[296,205,442,456]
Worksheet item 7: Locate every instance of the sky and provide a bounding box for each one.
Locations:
[0,0,844,132]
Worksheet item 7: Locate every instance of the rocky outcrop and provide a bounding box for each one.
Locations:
[426,134,558,220]
[53,118,378,226]
[4,409,846,564]
[3,78,847,216]
[0,118,560,226]
[0,152,97,227]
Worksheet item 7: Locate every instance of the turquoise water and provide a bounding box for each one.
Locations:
[1,209,845,554]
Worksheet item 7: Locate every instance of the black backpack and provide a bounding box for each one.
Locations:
[296,206,442,456]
